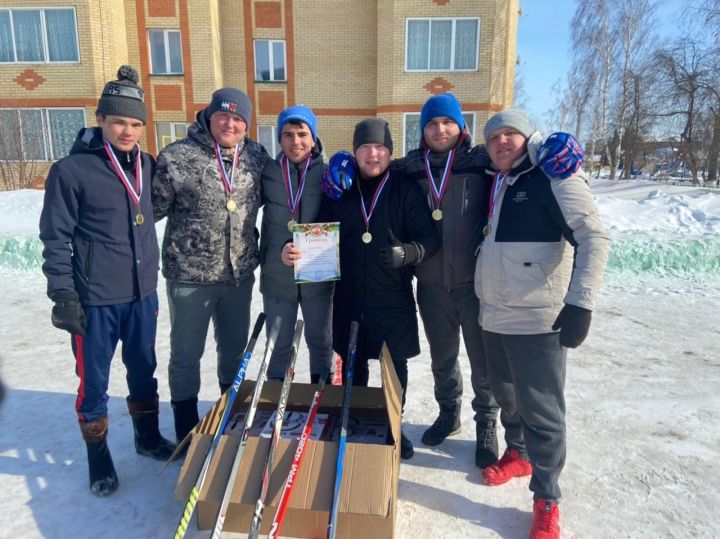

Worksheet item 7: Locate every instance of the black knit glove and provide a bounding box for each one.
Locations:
[379,229,420,269]
[51,291,87,336]
[552,304,592,348]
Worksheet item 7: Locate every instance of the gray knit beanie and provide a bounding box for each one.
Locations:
[95,65,147,123]
[483,109,534,142]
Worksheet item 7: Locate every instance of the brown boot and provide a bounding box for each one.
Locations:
[79,416,118,496]
[127,395,177,461]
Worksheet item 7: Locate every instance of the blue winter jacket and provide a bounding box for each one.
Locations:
[39,127,159,306]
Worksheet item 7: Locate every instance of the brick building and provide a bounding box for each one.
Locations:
[0,0,518,183]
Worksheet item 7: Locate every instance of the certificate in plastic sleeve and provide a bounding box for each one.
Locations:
[293,222,341,284]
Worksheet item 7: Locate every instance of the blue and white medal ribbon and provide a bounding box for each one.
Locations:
[213,142,240,212]
[357,170,390,244]
[281,155,311,232]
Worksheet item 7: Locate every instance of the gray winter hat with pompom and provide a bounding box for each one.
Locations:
[96,65,147,123]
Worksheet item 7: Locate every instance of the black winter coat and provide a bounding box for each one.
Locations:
[39,127,159,305]
[393,137,491,289]
[259,141,332,301]
[319,168,440,361]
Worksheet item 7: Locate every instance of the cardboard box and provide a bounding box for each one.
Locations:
[174,344,402,538]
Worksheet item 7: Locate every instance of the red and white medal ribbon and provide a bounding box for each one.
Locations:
[103,141,142,207]
[423,146,457,210]
[213,141,240,195]
[358,170,390,230]
[281,155,311,221]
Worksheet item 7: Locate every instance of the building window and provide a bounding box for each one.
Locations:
[0,7,79,63]
[0,108,85,161]
[405,18,480,71]
[148,29,183,74]
[403,112,476,156]
[155,122,188,150]
[254,40,286,82]
[257,125,279,156]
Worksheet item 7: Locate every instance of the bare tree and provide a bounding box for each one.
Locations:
[0,110,44,190]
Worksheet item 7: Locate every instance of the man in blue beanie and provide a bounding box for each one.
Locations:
[153,87,269,444]
[259,105,334,382]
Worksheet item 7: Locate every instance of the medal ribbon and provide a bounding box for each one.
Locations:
[423,146,457,210]
[103,141,142,207]
[487,172,507,220]
[213,142,240,195]
[357,170,390,230]
[281,155,311,220]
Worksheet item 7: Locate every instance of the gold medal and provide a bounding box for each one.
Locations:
[226,199,237,212]
[287,219,297,233]
[483,224,491,236]
[432,209,443,221]
[361,232,373,244]
[135,213,144,225]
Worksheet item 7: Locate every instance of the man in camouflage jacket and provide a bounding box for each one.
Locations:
[152,88,269,443]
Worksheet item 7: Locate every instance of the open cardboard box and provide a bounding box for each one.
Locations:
[173,344,402,538]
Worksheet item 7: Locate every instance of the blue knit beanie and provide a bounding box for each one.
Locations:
[204,87,253,127]
[420,93,465,132]
[276,105,318,142]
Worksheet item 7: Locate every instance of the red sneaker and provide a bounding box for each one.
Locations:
[529,499,560,539]
[482,448,532,486]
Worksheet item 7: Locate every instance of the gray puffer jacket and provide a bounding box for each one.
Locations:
[152,111,269,283]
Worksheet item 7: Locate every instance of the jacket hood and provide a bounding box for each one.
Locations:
[70,127,105,155]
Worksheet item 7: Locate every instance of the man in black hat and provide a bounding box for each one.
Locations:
[283,118,439,459]
[39,65,176,497]
[153,88,269,444]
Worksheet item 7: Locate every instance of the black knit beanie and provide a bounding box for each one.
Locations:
[95,65,147,123]
[352,118,393,154]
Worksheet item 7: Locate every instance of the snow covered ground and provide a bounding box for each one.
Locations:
[1,178,719,538]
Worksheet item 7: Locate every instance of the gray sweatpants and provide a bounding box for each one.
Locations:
[417,283,499,422]
[263,293,334,380]
[167,276,254,401]
[482,330,567,501]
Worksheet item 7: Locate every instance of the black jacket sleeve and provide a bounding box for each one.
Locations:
[400,178,440,264]
[39,161,80,301]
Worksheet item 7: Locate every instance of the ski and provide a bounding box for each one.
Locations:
[327,321,360,539]
[209,315,282,539]
[248,320,305,538]
[268,366,331,539]
[172,312,266,539]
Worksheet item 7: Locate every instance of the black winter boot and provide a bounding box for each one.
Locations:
[127,395,176,461]
[79,417,118,497]
[421,407,461,446]
[171,396,199,444]
[400,430,414,460]
[475,419,499,468]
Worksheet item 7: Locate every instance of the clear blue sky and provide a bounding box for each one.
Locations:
[517,0,686,131]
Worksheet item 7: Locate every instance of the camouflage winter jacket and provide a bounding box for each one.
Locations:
[152,113,269,283]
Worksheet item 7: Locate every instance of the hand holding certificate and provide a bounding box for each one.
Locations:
[285,222,340,284]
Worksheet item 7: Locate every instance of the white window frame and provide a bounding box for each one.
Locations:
[257,125,279,156]
[403,111,476,156]
[404,17,480,72]
[148,29,183,75]
[253,39,287,82]
[0,7,80,64]
[155,121,188,150]
[0,107,86,162]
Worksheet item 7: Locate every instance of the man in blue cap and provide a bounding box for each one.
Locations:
[260,105,334,382]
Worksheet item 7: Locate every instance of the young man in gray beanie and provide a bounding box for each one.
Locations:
[475,108,610,538]
[40,65,175,497]
[284,118,440,459]
[152,88,269,444]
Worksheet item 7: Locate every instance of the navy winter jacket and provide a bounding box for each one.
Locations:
[39,127,159,306]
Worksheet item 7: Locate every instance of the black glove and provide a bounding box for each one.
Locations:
[551,304,592,348]
[379,229,420,269]
[51,291,87,336]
